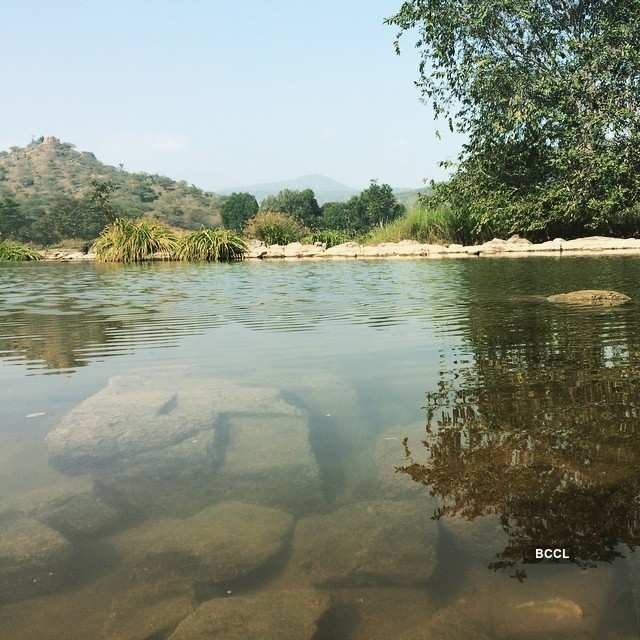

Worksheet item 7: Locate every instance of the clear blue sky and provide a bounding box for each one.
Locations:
[1,1,464,191]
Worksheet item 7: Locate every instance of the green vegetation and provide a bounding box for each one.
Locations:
[93,218,178,263]
[0,137,223,243]
[221,192,259,231]
[388,1,640,240]
[176,228,246,262]
[320,181,405,234]
[259,189,321,228]
[364,206,464,245]
[244,211,305,245]
[0,240,41,262]
[301,230,350,248]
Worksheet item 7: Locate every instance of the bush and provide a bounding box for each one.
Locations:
[301,230,350,248]
[93,218,177,262]
[0,241,42,262]
[176,228,247,262]
[244,211,305,245]
[363,206,465,245]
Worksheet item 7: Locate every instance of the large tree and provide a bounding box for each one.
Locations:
[259,189,322,228]
[0,197,27,240]
[221,192,258,230]
[388,1,640,239]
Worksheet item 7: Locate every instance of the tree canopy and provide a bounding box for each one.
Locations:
[388,0,640,239]
[259,188,322,228]
[221,192,259,231]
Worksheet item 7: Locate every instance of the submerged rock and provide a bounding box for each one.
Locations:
[0,515,73,602]
[110,501,294,585]
[168,589,330,640]
[547,289,631,306]
[36,492,121,539]
[291,500,438,587]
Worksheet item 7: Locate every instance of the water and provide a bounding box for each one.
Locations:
[1,257,639,638]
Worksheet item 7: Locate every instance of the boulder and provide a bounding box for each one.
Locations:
[438,514,508,566]
[547,290,631,306]
[215,414,323,513]
[110,501,294,585]
[324,242,364,258]
[283,242,324,258]
[169,589,330,640]
[36,492,121,539]
[0,515,73,602]
[290,500,438,587]
[265,244,285,258]
[246,239,268,258]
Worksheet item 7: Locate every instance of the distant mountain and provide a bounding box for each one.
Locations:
[0,137,223,229]
[221,174,358,205]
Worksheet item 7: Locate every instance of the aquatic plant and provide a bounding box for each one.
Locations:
[0,240,42,262]
[92,218,177,262]
[363,206,463,245]
[176,228,247,262]
[301,230,350,248]
[244,211,305,245]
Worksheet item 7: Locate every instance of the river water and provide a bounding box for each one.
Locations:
[1,257,639,638]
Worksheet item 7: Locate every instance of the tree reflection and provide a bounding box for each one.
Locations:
[399,301,640,578]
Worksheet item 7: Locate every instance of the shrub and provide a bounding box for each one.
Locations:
[244,211,305,245]
[176,228,247,262]
[0,241,42,262]
[92,218,177,262]
[364,206,464,245]
[301,230,350,248]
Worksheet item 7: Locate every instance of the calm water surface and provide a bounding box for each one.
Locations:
[1,257,640,638]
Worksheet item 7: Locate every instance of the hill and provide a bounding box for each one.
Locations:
[0,137,223,229]
[222,174,358,204]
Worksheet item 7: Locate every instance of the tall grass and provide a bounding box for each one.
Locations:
[244,211,305,245]
[176,228,247,262]
[93,218,177,262]
[0,241,42,262]
[363,206,462,245]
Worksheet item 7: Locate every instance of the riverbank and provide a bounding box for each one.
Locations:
[39,235,640,262]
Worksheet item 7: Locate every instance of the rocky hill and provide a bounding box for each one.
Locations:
[0,137,222,228]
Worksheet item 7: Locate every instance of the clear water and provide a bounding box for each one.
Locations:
[1,257,639,638]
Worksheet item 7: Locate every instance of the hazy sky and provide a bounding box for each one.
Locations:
[1,1,464,191]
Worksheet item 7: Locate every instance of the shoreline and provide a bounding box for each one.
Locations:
[39,235,640,263]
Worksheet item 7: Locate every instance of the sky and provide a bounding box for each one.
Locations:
[0,1,464,191]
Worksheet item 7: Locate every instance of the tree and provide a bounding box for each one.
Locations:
[388,1,640,239]
[0,197,28,240]
[221,192,259,231]
[259,189,322,228]
[356,180,404,229]
[78,180,118,239]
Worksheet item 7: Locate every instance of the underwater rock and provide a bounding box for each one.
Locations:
[36,492,121,539]
[439,514,508,566]
[0,515,73,602]
[215,414,323,514]
[547,289,631,306]
[168,589,330,640]
[290,500,438,587]
[46,370,299,472]
[110,501,294,585]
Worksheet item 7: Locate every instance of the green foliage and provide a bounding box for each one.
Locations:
[259,189,321,228]
[0,240,41,261]
[0,197,27,240]
[244,211,305,245]
[301,230,350,247]
[221,192,259,231]
[388,1,640,239]
[364,206,464,245]
[92,218,177,263]
[176,228,247,262]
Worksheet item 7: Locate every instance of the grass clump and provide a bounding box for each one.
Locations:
[176,228,247,262]
[301,230,350,248]
[363,206,462,245]
[93,218,177,262]
[0,240,42,261]
[244,211,305,245]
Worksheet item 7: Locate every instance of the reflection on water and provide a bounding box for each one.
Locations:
[2,257,640,638]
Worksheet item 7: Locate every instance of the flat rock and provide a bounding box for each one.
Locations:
[291,500,438,587]
[110,501,294,585]
[46,370,298,473]
[215,414,322,513]
[547,289,631,306]
[169,589,330,640]
[36,492,121,539]
[0,515,73,602]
